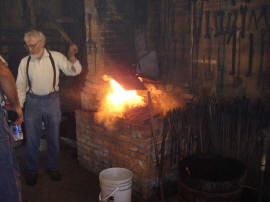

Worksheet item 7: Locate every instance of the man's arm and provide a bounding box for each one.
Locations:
[0,60,23,124]
[56,44,82,76]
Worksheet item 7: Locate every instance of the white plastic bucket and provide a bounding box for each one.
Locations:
[99,167,133,202]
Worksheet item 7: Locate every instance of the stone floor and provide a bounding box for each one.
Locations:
[14,138,179,202]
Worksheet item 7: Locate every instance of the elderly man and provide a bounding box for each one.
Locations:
[0,56,23,202]
[16,30,82,186]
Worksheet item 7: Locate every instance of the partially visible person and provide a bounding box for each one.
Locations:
[16,30,82,186]
[0,56,23,202]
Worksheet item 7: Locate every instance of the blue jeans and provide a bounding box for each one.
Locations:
[24,92,62,173]
[0,109,21,202]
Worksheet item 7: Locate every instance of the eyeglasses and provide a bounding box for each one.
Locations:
[24,40,41,50]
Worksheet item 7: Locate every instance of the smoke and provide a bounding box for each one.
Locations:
[144,83,186,115]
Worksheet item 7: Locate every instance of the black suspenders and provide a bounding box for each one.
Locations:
[26,50,56,93]
[26,56,31,92]
[48,51,56,92]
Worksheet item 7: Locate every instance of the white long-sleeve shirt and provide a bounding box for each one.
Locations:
[16,49,82,107]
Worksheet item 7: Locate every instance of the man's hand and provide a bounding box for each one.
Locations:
[14,107,23,125]
[67,44,78,63]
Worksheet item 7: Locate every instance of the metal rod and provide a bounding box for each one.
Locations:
[147,91,165,202]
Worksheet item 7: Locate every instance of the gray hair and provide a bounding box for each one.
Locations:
[24,30,46,43]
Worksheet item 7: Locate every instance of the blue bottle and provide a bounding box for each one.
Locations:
[11,124,23,141]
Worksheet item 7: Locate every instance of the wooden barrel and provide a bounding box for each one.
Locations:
[178,154,247,202]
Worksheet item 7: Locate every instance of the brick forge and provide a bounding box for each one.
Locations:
[77,0,182,198]
[75,106,165,199]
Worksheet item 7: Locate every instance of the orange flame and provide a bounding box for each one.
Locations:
[95,75,145,128]
[106,76,145,110]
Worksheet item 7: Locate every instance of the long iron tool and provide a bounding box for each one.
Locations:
[228,10,238,75]
[147,91,165,202]
[216,33,226,97]
[233,32,242,88]
[246,33,254,76]
[205,11,213,80]
[230,32,237,75]
[240,6,247,38]
[257,30,265,87]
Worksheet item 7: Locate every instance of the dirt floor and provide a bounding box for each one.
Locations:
[14,138,178,202]
[15,139,100,202]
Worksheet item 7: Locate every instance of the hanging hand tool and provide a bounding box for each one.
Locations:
[25,0,36,26]
[206,36,213,80]
[217,33,227,98]
[205,10,213,80]
[228,10,238,75]
[205,11,211,39]
[246,33,254,77]
[230,32,237,75]
[214,11,225,37]
[248,6,269,32]
[171,1,177,74]
[87,14,97,73]
[257,30,265,87]
[233,32,242,88]
[240,6,247,38]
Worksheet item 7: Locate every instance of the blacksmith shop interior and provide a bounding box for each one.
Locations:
[1,0,270,202]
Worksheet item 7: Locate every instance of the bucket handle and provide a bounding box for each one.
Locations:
[99,187,119,201]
